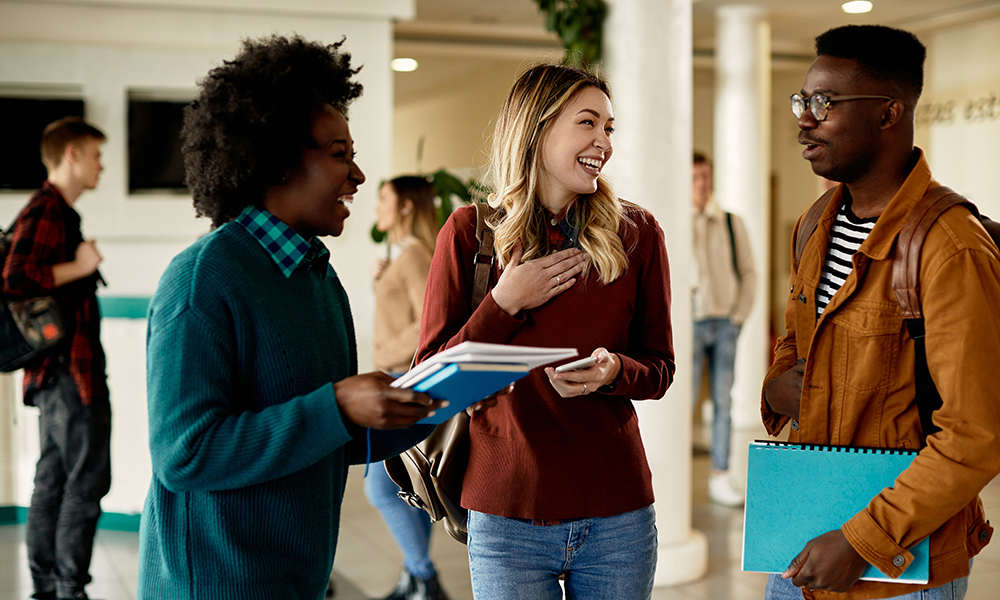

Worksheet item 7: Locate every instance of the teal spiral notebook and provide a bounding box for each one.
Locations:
[742,441,930,584]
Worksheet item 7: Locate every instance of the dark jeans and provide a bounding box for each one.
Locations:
[26,364,111,598]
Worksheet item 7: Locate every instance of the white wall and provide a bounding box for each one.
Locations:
[393,60,528,176]
[0,0,410,514]
[921,18,1000,220]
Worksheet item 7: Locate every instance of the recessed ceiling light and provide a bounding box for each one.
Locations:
[391,58,418,72]
[842,1,873,14]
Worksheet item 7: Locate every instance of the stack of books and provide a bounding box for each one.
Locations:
[392,342,578,424]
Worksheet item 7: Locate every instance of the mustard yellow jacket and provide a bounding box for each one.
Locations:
[762,150,1000,600]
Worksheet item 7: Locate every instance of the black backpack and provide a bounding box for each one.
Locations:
[0,227,66,372]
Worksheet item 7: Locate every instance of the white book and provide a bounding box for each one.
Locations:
[391,341,577,389]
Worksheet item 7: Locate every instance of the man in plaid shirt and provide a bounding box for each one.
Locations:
[2,117,110,600]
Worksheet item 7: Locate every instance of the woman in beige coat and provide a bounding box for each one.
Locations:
[366,175,449,600]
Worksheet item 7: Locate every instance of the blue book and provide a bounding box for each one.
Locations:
[410,362,530,425]
[743,441,930,584]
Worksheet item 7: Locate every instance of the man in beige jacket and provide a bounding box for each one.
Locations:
[691,151,756,506]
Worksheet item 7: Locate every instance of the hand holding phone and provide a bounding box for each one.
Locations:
[554,356,597,373]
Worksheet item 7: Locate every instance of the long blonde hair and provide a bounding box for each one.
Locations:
[387,175,439,253]
[486,63,628,284]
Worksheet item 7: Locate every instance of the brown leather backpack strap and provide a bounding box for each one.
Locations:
[471,202,497,311]
[892,186,976,320]
[794,187,838,269]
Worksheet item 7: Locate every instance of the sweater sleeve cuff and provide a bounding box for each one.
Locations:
[842,510,914,579]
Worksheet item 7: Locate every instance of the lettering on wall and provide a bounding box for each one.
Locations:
[918,91,1000,127]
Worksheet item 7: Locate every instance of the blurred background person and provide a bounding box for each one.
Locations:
[690,151,756,507]
[366,174,450,600]
[3,116,109,600]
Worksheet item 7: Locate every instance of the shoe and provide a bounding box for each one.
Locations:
[372,571,451,600]
[709,471,745,507]
[29,593,56,600]
[372,571,409,600]
[326,576,336,597]
[416,574,451,600]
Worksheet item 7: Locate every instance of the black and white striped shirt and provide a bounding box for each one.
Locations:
[816,200,877,317]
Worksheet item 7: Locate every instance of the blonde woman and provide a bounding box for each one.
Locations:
[367,175,450,600]
[416,64,674,600]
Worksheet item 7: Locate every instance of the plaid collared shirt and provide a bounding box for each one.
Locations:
[235,205,331,278]
[2,181,107,406]
[545,205,581,252]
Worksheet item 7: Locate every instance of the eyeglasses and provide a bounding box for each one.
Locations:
[790,93,894,122]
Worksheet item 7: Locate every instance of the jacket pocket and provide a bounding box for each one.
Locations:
[829,302,902,394]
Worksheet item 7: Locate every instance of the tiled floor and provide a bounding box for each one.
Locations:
[2,427,999,600]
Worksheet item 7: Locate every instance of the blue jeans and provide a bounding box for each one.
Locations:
[467,505,657,600]
[365,461,436,580]
[692,317,739,471]
[764,560,972,600]
[26,364,112,598]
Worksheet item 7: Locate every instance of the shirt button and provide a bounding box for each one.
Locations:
[791,420,799,431]
[893,555,906,567]
[798,294,807,304]
[550,218,558,226]
[981,530,990,542]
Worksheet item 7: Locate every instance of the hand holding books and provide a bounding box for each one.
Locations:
[392,342,578,424]
[334,371,446,429]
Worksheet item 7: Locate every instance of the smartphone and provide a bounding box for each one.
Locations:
[554,356,597,373]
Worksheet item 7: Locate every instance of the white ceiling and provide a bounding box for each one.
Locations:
[394,0,1000,98]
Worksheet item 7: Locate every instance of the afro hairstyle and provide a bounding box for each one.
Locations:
[182,34,363,228]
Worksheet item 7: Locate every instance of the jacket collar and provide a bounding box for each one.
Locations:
[823,148,938,262]
[695,196,726,221]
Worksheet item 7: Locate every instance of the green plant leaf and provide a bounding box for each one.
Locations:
[431,169,471,203]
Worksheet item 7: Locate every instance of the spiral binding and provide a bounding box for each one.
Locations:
[753,440,918,456]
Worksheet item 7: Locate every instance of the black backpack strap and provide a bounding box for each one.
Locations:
[725,212,740,283]
[793,187,838,270]
[980,214,1000,250]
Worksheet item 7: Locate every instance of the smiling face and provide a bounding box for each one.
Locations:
[797,55,890,184]
[536,85,614,211]
[265,105,365,238]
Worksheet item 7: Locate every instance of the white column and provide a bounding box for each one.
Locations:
[713,5,772,485]
[0,374,15,505]
[604,0,707,587]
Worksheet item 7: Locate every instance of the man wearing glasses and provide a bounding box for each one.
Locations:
[761,25,1000,600]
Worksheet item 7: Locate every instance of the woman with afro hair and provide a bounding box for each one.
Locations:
[138,35,448,600]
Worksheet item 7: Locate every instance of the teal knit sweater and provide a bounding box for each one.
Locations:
[138,222,431,600]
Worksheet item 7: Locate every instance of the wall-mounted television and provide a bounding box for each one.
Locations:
[128,96,189,193]
[0,96,85,191]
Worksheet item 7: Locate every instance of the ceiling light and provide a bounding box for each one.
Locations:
[391,58,418,72]
[841,1,873,14]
